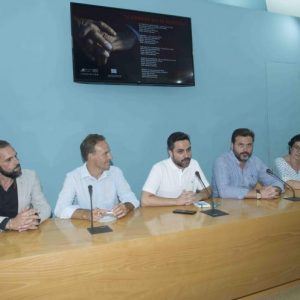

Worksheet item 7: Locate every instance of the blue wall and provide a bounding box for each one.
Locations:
[0,0,299,208]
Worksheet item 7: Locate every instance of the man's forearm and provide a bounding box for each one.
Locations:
[71,209,91,220]
[141,192,178,207]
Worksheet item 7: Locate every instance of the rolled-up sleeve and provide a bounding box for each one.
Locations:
[142,164,162,195]
[114,168,140,208]
[258,159,284,191]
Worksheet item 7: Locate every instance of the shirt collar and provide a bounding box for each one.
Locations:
[167,157,187,172]
[80,163,109,180]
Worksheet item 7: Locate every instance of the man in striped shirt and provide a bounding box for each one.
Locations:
[212,128,283,200]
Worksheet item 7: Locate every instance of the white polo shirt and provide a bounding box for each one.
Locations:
[142,158,210,198]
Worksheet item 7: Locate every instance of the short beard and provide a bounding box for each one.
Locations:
[0,164,22,179]
[172,157,191,169]
[233,151,251,162]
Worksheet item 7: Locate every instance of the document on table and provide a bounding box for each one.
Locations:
[193,201,211,208]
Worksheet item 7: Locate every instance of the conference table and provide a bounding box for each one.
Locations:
[1,194,300,300]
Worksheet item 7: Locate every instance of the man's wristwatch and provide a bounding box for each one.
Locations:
[256,189,262,199]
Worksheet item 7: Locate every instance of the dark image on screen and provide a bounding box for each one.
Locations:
[70,3,195,86]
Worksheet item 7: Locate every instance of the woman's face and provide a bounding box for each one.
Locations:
[290,141,300,160]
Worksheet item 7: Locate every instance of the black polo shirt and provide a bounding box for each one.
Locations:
[0,181,18,230]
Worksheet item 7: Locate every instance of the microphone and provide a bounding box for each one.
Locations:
[87,185,109,234]
[195,171,212,205]
[194,171,228,217]
[266,169,300,201]
[88,185,94,230]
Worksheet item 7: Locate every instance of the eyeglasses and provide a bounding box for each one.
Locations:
[292,145,300,152]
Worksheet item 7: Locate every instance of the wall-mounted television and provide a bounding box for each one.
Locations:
[70,3,195,86]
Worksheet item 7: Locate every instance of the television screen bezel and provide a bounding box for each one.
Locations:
[70,2,195,87]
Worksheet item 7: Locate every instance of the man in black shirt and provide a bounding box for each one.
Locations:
[0,140,51,231]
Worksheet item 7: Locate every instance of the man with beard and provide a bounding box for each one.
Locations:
[0,140,51,231]
[141,132,211,206]
[212,128,283,199]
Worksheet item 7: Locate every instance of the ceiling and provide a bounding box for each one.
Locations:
[266,0,300,18]
[209,0,300,18]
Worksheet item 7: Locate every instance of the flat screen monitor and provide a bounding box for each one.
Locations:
[70,3,195,86]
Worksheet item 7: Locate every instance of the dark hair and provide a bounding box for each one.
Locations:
[231,128,255,143]
[80,134,106,162]
[0,140,11,149]
[167,132,190,151]
[288,134,300,153]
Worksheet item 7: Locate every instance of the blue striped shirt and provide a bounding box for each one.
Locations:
[212,151,283,199]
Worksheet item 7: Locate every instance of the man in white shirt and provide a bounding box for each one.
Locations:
[141,132,211,206]
[54,134,139,220]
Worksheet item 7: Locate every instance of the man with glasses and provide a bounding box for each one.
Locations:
[212,128,283,199]
[275,134,300,189]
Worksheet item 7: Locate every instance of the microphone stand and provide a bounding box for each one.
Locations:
[266,169,300,201]
[195,171,228,217]
[87,185,112,234]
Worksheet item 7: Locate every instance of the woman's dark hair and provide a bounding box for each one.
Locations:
[288,134,300,154]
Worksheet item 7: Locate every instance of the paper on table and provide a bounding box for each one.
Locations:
[193,201,211,208]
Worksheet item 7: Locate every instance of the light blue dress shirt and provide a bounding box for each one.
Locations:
[212,151,283,199]
[54,164,139,218]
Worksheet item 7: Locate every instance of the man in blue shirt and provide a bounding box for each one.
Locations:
[212,128,283,199]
